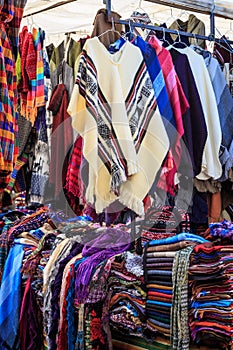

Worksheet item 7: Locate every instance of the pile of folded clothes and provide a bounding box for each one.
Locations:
[108,251,147,337]
[189,241,233,349]
[144,233,207,348]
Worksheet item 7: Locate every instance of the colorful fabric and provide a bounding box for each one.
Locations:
[189,243,233,349]
[19,277,43,350]
[0,217,14,283]
[33,28,45,109]
[65,135,85,202]
[0,241,25,349]
[132,36,176,139]
[7,208,49,244]
[20,27,45,125]
[0,0,27,185]
[7,0,27,60]
[148,36,189,193]
[4,152,28,194]
[75,226,131,303]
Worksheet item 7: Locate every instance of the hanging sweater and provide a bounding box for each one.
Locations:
[68,37,169,215]
[169,14,206,49]
[203,53,233,182]
[169,48,207,178]
[169,47,222,181]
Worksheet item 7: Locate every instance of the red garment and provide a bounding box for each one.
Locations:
[193,242,225,254]
[149,36,189,194]
[147,291,173,299]
[19,26,36,92]
[48,83,73,198]
[19,277,43,350]
[65,135,85,201]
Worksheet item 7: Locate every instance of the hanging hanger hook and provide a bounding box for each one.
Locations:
[111,17,115,31]
[176,29,181,43]
[162,27,166,41]
[193,33,198,45]
[128,19,133,34]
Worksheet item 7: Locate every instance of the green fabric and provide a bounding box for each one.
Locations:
[16,52,22,84]
[50,38,81,82]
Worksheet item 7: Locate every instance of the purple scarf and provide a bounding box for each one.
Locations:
[75,227,131,303]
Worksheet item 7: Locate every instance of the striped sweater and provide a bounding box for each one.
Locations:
[68,37,169,215]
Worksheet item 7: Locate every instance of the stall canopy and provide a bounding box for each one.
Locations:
[22,0,233,39]
[145,0,233,18]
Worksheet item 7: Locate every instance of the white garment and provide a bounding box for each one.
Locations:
[68,37,169,215]
[168,46,222,180]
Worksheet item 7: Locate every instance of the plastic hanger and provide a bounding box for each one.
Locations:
[171,30,188,48]
[150,11,160,26]
[166,8,176,25]
[97,17,122,40]
[135,0,146,14]
[178,9,190,21]
[215,27,233,52]
[190,33,203,51]
[27,15,33,32]
[225,22,233,40]
[123,20,135,41]
[160,26,172,46]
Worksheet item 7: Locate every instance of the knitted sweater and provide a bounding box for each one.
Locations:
[68,37,169,215]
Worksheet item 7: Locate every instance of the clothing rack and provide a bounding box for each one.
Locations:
[105,0,233,45]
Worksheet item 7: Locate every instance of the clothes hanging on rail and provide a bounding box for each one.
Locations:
[50,37,81,98]
[202,51,233,182]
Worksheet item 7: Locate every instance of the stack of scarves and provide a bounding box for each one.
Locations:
[189,241,233,349]
[144,233,207,348]
[107,251,146,338]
